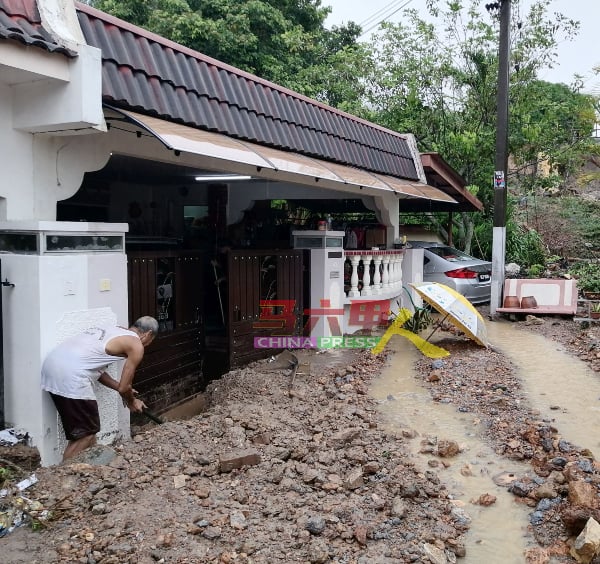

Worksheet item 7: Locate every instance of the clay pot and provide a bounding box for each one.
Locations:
[520,296,538,309]
[503,295,520,308]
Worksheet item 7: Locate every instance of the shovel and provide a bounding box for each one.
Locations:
[142,407,165,425]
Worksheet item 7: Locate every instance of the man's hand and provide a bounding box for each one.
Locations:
[127,397,147,413]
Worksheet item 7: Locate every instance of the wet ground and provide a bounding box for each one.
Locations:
[1,309,600,563]
[372,335,532,562]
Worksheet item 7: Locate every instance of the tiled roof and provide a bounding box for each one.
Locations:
[0,0,76,57]
[76,2,420,181]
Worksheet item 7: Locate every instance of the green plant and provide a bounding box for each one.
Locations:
[568,262,600,293]
[398,291,433,334]
[526,264,545,278]
[0,466,12,485]
[592,302,600,313]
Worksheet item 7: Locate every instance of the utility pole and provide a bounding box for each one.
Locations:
[488,0,511,315]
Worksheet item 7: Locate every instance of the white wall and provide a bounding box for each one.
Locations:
[1,223,129,465]
[0,222,129,465]
[0,82,34,221]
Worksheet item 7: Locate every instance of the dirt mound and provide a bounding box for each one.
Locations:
[1,349,467,563]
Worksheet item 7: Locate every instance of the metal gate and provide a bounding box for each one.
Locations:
[127,250,204,411]
[227,250,303,367]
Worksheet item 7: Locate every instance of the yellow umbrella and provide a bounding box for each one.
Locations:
[410,282,488,347]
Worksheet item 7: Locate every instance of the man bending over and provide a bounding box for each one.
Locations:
[41,316,159,461]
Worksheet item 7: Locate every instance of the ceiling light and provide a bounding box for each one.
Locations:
[194,175,252,182]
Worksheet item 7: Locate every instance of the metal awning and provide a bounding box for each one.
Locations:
[106,107,457,205]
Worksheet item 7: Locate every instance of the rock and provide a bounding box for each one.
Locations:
[423,542,447,564]
[202,526,222,540]
[173,474,187,489]
[558,439,573,453]
[562,507,600,535]
[571,517,600,564]
[218,449,261,473]
[72,445,117,466]
[510,481,533,497]
[578,459,594,473]
[530,511,544,526]
[330,428,360,448]
[363,461,380,474]
[195,486,211,499]
[229,511,247,530]
[354,525,368,545]
[252,432,272,445]
[108,542,134,554]
[472,493,497,506]
[308,540,330,563]
[460,465,474,477]
[400,483,420,498]
[551,456,568,468]
[569,481,599,509]
[437,440,460,458]
[343,468,364,490]
[302,469,320,484]
[534,483,557,499]
[505,263,521,277]
[157,532,174,547]
[91,503,106,515]
[427,371,441,382]
[306,516,326,535]
[391,497,406,518]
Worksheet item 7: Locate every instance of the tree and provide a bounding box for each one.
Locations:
[364,0,597,257]
[89,0,369,108]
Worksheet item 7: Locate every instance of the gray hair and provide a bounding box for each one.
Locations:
[132,316,159,336]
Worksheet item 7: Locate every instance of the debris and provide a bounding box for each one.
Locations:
[0,429,29,447]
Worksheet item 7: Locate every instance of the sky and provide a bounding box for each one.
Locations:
[324,0,600,93]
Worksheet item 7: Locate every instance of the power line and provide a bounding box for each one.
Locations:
[360,0,415,37]
[358,0,406,28]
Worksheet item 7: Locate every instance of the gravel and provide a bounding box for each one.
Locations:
[1,309,600,563]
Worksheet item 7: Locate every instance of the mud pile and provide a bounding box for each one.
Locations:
[2,349,467,564]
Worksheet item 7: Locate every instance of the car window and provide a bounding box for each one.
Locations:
[427,246,474,262]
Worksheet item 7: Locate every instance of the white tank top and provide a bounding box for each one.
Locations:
[41,326,140,400]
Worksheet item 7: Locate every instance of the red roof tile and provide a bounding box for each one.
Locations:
[75,2,419,181]
[0,0,76,57]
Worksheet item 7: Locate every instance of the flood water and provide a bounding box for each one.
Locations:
[371,318,600,562]
[486,319,600,462]
[371,335,531,563]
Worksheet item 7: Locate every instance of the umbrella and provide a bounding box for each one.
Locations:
[410,282,488,347]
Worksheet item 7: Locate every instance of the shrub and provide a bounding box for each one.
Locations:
[527,264,545,278]
[568,261,600,293]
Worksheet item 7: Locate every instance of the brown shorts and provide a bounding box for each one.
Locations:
[49,393,101,441]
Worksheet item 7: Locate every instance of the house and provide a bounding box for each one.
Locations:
[0,0,481,465]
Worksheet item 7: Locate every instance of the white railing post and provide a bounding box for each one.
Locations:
[348,254,361,297]
[362,255,373,296]
[372,255,382,294]
[382,255,390,290]
[395,254,403,290]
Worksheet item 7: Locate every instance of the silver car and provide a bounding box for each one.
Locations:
[408,241,492,304]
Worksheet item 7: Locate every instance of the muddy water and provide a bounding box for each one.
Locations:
[487,319,600,459]
[371,337,532,563]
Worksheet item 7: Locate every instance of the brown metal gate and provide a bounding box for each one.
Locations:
[227,250,303,367]
[127,250,204,411]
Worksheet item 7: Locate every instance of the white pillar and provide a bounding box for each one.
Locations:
[0,221,129,466]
